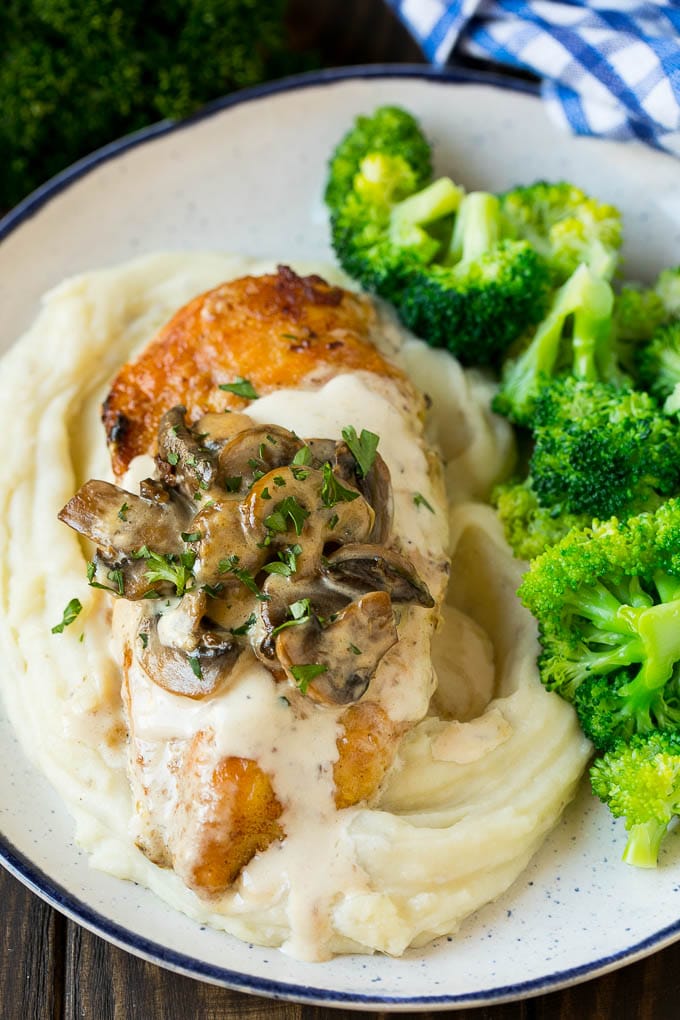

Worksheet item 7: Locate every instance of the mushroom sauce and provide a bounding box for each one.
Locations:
[0,253,592,960]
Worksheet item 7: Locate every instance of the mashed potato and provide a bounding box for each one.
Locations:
[0,252,592,959]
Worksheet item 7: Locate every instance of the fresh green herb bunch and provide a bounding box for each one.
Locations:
[1,0,311,210]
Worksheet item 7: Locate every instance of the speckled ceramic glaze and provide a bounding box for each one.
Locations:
[1,68,680,1011]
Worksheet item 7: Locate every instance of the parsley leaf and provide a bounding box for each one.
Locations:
[265,496,309,537]
[413,491,435,513]
[290,663,327,694]
[320,462,359,507]
[341,426,379,478]
[118,502,129,522]
[292,445,312,466]
[219,377,259,399]
[51,597,82,634]
[230,612,257,636]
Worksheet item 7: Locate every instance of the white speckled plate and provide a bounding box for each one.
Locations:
[1,67,680,1011]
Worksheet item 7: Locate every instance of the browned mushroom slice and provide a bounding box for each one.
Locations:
[58,479,189,558]
[193,411,254,451]
[216,425,303,493]
[323,544,434,608]
[333,446,393,543]
[191,498,266,588]
[255,573,348,666]
[138,613,240,698]
[157,406,218,494]
[243,466,374,560]
[275,590,398,705]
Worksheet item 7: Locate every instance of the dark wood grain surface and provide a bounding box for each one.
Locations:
[2,1,679,1017]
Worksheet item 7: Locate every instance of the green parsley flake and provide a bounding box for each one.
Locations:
[219,377,259,399]
[292,445,312,466]
[265,496,309,537]
[413,491,435,513]
[341,426,379,478]
[118,502,129,522]
[320,462,359,508]
[139,632,149,649]
[167,451,179,466]
[181,531,201,543]
[224,475,242,493]
[290,663,327,694]
[188,655,203,680]
[51,598,82,634]
[230,613,257,636]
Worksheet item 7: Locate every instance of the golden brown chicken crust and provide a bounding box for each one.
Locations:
[103,266,402,478]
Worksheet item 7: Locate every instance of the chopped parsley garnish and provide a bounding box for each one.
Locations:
[167,451,179,466]
[272,598,312,636]
[264,496,310,537]
[108,568,125,595]
[134,547,196,596]
[266,433,278,445]
[224,475,242,493]
[188,655,203,680]
[260,487,272,500]
[262,544,302,578]
[281,333,298,341]
[341,425,379,478]
[139,631,149,649]
[219,377,259,399]
[86,560,127,595]
[328,513,339,531]
[230,612,257,636]
[51,597,82,634]
[181,531,201,544]
[291,466,309,481]
[117,502,129,522]
[290,663,327,694]
[292,445,312,466]
[349,643,362,655]
[413,491,435,513]
[273,475,286,487]
[320,462,359,508]
[202,582,225,598]
[218,555,269,601]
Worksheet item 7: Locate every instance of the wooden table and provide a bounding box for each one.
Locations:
[2,1,679,1016]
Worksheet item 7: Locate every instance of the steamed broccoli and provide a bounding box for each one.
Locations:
[500,180,622,283]
[493,263,618,425]
[324,105,433,213]
[636,321,680,414]
[529,377,680,519]
[396,192,550,364]
[493,478,589,561]
[614,266,680,375]
[590,730,680,867]
[326,107,550,365]
[329,150,463,302]
[518,501,680,750]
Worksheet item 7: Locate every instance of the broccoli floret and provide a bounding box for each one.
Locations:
[324,106,433,213]
[1,1,308,210]
[493,478,589,560]
[614,266,680,376]
[590,730,680,867]
[636,321,680,413]
[493,264,618,425]
[396,192,550,364]
[329,151,463,301]
[518,501,680,749]
[500,181,622,283]
[528,377,680,519]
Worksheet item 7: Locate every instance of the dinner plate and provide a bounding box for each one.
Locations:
[1,66,680,1011]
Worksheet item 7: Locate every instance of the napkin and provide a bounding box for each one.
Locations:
[386,1,680,155]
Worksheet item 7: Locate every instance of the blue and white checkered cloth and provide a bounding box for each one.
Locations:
[387,1,680,156]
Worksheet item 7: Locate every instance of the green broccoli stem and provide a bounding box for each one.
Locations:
[447,192,501,265]
[622,819,668,868]
[499,264,614,419]
[389,177,464,247]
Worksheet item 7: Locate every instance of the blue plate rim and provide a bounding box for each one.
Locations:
[1,63,676,1008]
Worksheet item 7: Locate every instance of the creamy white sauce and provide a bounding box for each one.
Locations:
[0,252,592,960]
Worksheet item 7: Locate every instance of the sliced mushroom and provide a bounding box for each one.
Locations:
[191,498,265,588]
[216,425,303,493]
[323,544,434,607]
[255,573,347,665]
[157,406,217,495]
[275,590,398,705]
[334,446,393,544]
[58,479,189,558]
[138,612,240,698]
[193,411,254,451]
